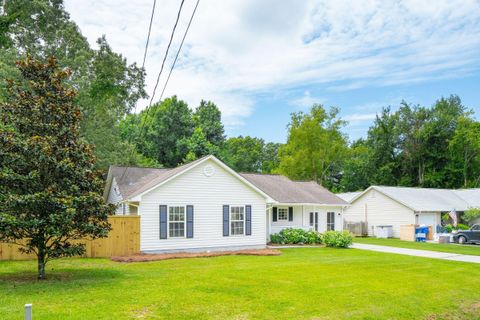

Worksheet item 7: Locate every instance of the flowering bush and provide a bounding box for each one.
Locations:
[269,228,322,245]
[321,231,353,248]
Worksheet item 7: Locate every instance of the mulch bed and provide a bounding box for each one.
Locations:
[111,248,281,263]
[267,243,324,247]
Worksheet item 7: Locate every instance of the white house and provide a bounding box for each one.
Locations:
[338,186,480,238]
[104,155,348,253]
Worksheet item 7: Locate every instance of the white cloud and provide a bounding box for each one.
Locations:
[344,113,377,122]
[290,90,326,109]
[64,0,480,127]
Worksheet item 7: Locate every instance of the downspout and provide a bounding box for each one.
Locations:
[266,204,273,241]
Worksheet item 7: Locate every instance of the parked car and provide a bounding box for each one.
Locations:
[453,224,480,244]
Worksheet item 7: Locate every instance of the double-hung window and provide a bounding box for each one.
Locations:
[277,208,288,221]
[169,206,185,237]
[230,206,245,235]
[327,212,335,231]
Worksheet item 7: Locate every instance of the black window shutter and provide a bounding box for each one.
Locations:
[223,205,230,236]
[272,207,278,222]
[186,205,194,238]
[245,205,252,236]
[309,212,313,225]
[159,205,167,239]
[288,207,293,221]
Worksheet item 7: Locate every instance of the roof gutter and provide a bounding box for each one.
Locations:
[267,202,349,207]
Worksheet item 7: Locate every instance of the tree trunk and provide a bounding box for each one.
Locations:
[37,252,46,280]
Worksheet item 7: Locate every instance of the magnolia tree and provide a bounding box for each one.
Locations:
[0,57,114,279]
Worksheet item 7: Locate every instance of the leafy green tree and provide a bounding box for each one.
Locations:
[395,96,466,187]
[262,142,281,173]
[462,208,480,225]
[277,105,348,189]
[338,139,372,192]
[364,107,400,186]
[1,0,148,170]
[122,96,194,167]
[221,136,266,172]
[193,100,225,146]
[0,57,114,279]
[449,117,480,187]
[179,127,220,163]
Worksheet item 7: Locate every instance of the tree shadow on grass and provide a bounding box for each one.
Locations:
[0,267,124,285]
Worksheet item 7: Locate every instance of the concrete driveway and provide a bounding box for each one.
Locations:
[352,243,480,264]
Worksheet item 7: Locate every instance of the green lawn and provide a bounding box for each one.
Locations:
[354,237,480,256]
[1,248,480,319]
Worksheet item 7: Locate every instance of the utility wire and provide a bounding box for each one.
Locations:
[141,0,200,142]
[142,0,157,70]
[120,0,183,183]
[120,0,158,183]
[132,0,157,116]
[157,0,200,104]
[136,0,186,141]
[148,0,185,108]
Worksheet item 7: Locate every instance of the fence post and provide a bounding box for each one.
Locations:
[24,304,32,320]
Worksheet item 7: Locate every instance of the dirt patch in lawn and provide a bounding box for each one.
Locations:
[111,248,281,263]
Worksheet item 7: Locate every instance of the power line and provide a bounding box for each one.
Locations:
[140,0,200,146]
[141,0,157,69]
[157,0,200,104]
[121,0,183,181]
[148,0,185,108]
[132,0,157,116]
[136,0,186,140]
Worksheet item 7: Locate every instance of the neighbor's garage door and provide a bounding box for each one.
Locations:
[417,213,438,228]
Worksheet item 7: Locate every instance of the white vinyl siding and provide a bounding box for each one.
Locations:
[343,188,415,238]
[107,178,129,215]
[269,205,343,234]
[139,159,267,252]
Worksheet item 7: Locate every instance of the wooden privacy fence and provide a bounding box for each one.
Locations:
[0,216,140,261]
[344,220,368,236]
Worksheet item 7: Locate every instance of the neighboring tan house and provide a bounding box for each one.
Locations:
[337,186,480,238]
[104,155,348,253]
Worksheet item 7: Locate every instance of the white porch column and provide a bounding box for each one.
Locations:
[266,205,272,240]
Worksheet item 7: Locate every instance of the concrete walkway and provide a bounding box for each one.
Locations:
[352,243,480,264]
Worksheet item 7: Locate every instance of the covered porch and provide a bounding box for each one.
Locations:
[266,204,344,239]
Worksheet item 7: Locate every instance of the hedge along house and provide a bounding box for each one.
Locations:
[338,186,480,238]
[104,155,348,253]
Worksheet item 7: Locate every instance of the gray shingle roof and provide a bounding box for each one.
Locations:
[240,173,348,205]
[107,156,347,205]
[109,156,209,200]
[346,186,480,212]
[336,192,362,202]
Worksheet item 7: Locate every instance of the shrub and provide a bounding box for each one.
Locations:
[280,228,306,244]
[463,208,480,224]
[322,231,353,248]
[269,228,323,245]
[304,230,323,244]
[456,223,470,230]
[270,233,285,244]
[443,224,470,233]
[443,224,453,233]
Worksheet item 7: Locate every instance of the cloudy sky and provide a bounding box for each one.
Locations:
[64,0,480,142]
